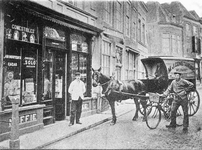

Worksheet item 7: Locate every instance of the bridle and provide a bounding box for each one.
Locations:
[92,71,112,95]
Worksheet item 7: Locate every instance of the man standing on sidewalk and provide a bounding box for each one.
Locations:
[68,71,86,126]
[161,71,194,132]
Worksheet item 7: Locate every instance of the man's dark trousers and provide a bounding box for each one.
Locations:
[170,98,189,128]
[70,97,82,124]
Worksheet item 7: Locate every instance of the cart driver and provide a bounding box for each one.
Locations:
[160,71,194,132]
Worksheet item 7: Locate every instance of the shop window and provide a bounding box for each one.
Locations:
[70,33,89,96]
[3,42,38,107]
[71,53,87,86]
[3,6,40,108]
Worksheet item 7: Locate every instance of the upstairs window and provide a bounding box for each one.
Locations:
[138,19,141,42]
[115,0,123,31]
[104,1,112,25]
[102,40,111,76]
[125,2,130,37]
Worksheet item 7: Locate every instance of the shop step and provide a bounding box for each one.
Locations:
[43,116,53,120]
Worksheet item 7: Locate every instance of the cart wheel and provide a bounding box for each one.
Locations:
[162,97,172,121]
[146,105,161,129]
[188,90,200,116]
[139,98,152,116]
[162,98,183,126]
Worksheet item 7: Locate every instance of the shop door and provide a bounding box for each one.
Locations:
[43,49,66,124]
[54,51,66,121]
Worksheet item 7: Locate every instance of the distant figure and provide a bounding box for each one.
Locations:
[154,63,163,79]
[43,75,51,99]
[68,71,86,126]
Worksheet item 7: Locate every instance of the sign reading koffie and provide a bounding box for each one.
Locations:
[8,113,37,127]
[6,24,37,43]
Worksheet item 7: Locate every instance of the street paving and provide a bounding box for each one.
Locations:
[44,88,202,149]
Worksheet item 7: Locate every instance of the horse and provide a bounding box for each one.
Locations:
[92,67,147,125]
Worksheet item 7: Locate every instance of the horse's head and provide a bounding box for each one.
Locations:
[92,67,102,87]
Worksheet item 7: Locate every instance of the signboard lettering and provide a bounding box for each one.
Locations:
[164,60,195,79]
[6,24,37,43]
[12,24,35,34]
[9,113,37,127]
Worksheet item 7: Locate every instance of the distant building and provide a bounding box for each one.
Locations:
[92,1,148,80]
[146,1,202,83]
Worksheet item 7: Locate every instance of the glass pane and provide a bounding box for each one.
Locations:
[22,47,37,105]
[55,53,65,98]
[80,54,87,84]
[3,43,21,106]
[43,50,53,100]
[71,53,79,79]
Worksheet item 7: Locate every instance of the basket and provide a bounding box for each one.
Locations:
[148,92,160,103]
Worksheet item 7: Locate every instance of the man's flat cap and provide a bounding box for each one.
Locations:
[174,71,182,75]
[75,72,81,75]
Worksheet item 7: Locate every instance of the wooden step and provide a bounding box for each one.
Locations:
[43,116,53,120]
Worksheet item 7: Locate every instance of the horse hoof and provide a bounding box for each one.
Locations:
[132,118,137,121]
[110,122,115,125]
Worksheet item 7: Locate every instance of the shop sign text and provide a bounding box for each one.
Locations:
[9,113,37,127]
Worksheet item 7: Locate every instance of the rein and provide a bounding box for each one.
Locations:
[99,80,111,86]
[95,79,112,95]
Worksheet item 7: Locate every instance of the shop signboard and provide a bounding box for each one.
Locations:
[6,24,38,44]
[8,113,37,127]
[164,59,195,79]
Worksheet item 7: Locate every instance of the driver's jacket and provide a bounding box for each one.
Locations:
[163,78,194,100]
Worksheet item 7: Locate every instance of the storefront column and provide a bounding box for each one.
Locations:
[0,4,4,111]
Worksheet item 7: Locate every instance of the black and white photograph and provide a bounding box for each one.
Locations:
[0,0,202,149]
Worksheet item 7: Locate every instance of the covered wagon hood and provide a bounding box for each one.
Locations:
[141,56,195,80]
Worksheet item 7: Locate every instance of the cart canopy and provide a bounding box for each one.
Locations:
[141,56,195,80]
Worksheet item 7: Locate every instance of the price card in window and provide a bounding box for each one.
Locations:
[26,81,34,92]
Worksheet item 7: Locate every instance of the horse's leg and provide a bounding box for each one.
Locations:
[140,99,147,122]
[132,98,139,121]
[109,100,116,125]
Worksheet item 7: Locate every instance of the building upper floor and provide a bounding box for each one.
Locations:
[146,1,202,58]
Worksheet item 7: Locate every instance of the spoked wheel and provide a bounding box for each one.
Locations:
[162,98,183,126]
[162,97,172,121]
[139,98,152,116]
[146,105,161,129]
[187,90,200,116]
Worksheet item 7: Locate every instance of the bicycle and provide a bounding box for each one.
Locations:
[145,92,183,129]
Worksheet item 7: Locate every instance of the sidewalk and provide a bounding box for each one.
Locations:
[0,99,135,149]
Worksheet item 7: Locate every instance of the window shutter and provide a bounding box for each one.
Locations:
[198,38,201,54]
[192,36,196,53]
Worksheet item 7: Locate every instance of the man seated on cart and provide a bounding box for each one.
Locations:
[161,71,194,132]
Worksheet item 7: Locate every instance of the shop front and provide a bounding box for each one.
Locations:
[0,1,102,141]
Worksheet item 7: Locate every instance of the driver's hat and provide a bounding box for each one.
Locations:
[174,71,182,75]
[75,71,81,76]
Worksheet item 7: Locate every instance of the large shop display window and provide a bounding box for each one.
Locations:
[71,33,88,94]
[3,43,38,107]
[3,5,40,108]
